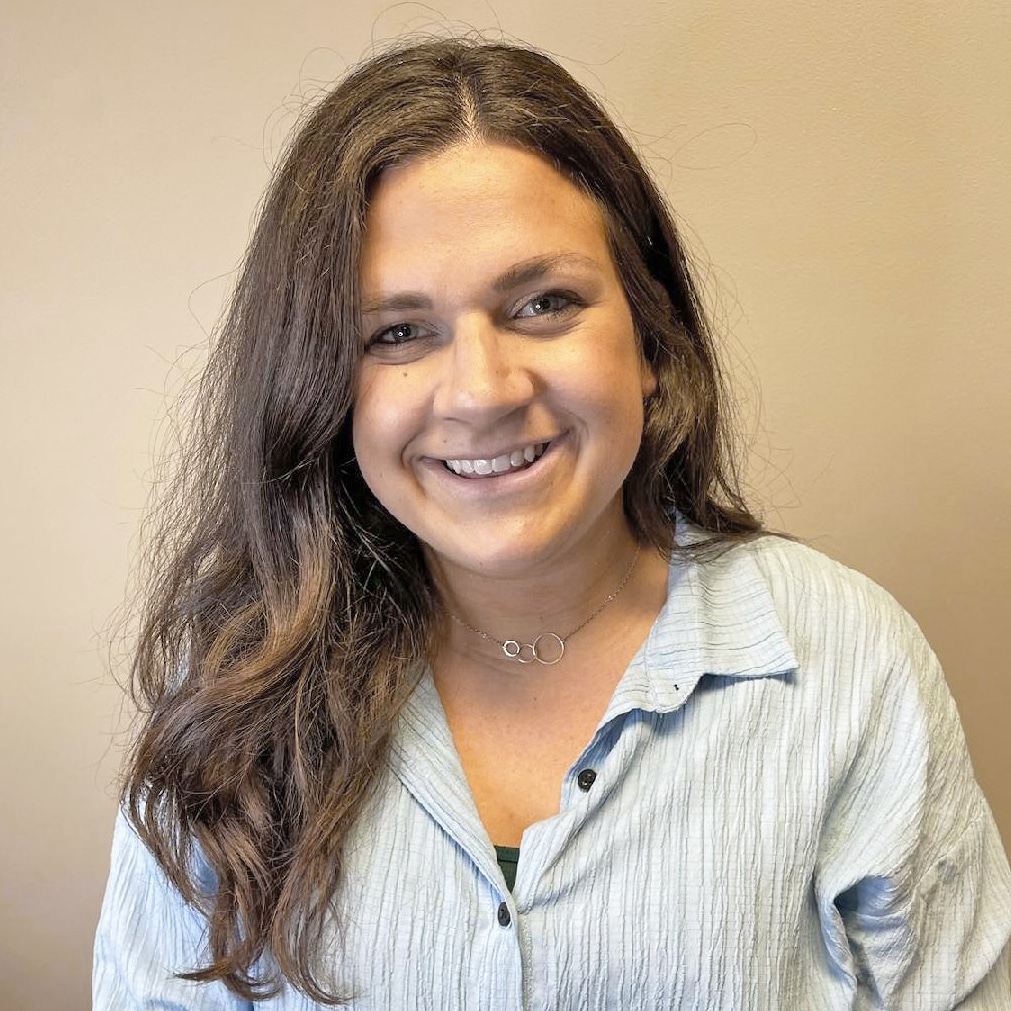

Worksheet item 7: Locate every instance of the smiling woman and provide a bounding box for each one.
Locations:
[93,38,1011,1010]
[354,143,655,583]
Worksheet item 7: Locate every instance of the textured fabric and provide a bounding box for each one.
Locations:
[94,536,1011,1009]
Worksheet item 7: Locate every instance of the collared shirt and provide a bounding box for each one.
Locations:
[94,536,1011,1009]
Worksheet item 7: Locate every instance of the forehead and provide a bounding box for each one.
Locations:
[359,142,616,297]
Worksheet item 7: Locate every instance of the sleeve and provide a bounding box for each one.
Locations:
[814,600,1011,1010]
[93,809,254,1011]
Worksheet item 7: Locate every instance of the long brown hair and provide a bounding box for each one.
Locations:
[124,38,760,1003]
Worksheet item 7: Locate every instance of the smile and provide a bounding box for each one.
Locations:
[442,442,547,478]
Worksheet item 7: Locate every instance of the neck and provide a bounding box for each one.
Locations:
[428,520,654,672]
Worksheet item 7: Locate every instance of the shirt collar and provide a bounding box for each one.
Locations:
[603,532,799,721]
[390,531,799,839]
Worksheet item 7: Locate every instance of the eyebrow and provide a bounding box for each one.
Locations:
[359,253,600,315]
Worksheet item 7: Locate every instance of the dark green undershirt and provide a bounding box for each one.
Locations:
[494,845,520,892]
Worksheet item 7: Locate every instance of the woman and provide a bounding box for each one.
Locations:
[94,39,1011,1008]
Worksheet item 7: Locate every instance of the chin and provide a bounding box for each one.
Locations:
[419,532,559,579]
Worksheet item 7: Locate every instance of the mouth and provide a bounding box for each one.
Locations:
[442,441,548,478]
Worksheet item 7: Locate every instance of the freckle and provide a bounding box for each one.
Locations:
[401,371,408,378]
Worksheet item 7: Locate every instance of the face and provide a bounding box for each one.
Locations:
[353,141,656,578]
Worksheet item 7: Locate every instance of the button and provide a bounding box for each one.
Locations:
[577,768,597,791]
[497,901,511,927]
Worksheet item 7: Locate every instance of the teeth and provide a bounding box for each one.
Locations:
[444,442,546,477]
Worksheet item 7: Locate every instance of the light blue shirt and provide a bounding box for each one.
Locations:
[94,536,1011,1008]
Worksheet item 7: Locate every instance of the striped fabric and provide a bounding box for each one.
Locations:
[94,536,1011,1009]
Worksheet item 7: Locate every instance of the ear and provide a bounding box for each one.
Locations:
[640,358,658,399]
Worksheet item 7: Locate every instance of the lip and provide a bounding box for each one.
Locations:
[420,435,565,490]
[441,441,547,477]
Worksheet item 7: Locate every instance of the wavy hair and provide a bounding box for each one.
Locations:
[124,38,761,1003]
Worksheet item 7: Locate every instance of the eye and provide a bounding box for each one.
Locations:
[514,291,579,318]
[367,321,431,347]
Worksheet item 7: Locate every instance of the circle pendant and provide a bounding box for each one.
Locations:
[531,633,565,665]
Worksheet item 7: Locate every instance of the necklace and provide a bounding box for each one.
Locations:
[447,545,641,666]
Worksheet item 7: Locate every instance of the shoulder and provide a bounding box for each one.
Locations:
[740,534,897,610]
[683,532,949,720]
[720,534,929,664]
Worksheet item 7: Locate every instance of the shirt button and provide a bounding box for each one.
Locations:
[577,768,597,791]
[497,901,511,927]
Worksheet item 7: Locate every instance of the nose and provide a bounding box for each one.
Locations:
[432,315,535,421]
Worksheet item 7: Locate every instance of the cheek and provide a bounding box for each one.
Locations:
[351,404,399,516]
[349,377,374,462]
[350,374,391,482]
[588,342,651,427]
[351,370,424,484]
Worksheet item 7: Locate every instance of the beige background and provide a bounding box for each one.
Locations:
[1,1,1008,1006]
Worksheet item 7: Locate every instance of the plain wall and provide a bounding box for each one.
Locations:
[1,1,1008,1006]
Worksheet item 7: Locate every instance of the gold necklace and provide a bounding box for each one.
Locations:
[447,545,641,666]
